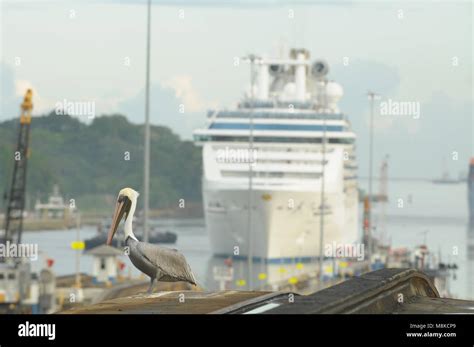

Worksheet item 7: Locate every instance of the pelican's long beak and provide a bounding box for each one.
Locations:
[107,198,128,246]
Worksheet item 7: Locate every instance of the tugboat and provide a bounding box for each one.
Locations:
[85,218,177,250]
[432,159,462,184]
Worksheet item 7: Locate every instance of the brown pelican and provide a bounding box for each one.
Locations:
[106,187,197,293]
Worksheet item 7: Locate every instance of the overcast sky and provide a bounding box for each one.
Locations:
[0,0,472,178]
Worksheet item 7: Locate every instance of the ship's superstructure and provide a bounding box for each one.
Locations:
[194,49,358,260]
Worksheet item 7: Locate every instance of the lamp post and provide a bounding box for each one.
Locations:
[143,0,152,243]
[241,54,261,290]
[366,91,379,265]
[318,80,328,285]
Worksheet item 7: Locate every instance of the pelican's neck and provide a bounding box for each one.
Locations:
[124,197,139,241]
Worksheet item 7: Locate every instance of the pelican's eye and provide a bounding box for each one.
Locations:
[118,195,130,204]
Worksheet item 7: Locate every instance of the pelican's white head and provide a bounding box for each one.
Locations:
[106,187,139,245]
[118,187,140,202]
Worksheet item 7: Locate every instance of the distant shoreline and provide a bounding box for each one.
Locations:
[1,202,204,232]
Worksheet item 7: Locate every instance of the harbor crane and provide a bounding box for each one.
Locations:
[0,89,34,311]
[2,89,33,247]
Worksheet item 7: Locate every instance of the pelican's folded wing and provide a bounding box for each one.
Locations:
[136,242,197,285]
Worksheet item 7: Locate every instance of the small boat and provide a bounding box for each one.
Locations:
[432,159,462,184]
[85,219,177,250]
[84,230,177,250]
[432,173,462,184]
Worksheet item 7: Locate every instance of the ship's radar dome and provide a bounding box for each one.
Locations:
[326,81,343,99]
[325,82,343,110]
[324,82,343,112]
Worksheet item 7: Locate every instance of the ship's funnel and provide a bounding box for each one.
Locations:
[258,63,269,100]
[295,52,306,101]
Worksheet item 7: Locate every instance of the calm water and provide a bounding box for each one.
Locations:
[22,219,211,287]
[23,180,474,299]
[373,180,472,300]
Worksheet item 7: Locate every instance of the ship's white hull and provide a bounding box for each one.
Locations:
[203,182,359,260]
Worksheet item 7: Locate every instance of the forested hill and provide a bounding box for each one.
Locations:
[0,113,202,212]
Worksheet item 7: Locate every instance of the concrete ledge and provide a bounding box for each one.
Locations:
[60,290,274,314]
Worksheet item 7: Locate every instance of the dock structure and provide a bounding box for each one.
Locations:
[54,273,195,312]
[60,291,283,314]
[60,268,474,314]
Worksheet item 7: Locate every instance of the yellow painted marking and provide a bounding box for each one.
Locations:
[339,261,349,268]
[236,279,246,287]
[288,277,298,284]
[296,262,304,270]
[71,241,85,250]
[258,273,267,280]
[278,267,287,274]
[261,193,272,201]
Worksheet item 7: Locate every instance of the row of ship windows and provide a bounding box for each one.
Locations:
[196,135,355,144]
[221,171,322,179]
[219,171,358,180]
[217,159,329,165]
[212,147,356,160]
[216,152,357,163]
[210,110,347,121]
[216,158,357,170]
[209,123,346,132]
[212,146,345,154]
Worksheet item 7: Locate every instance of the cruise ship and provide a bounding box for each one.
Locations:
[193,49,358,260]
